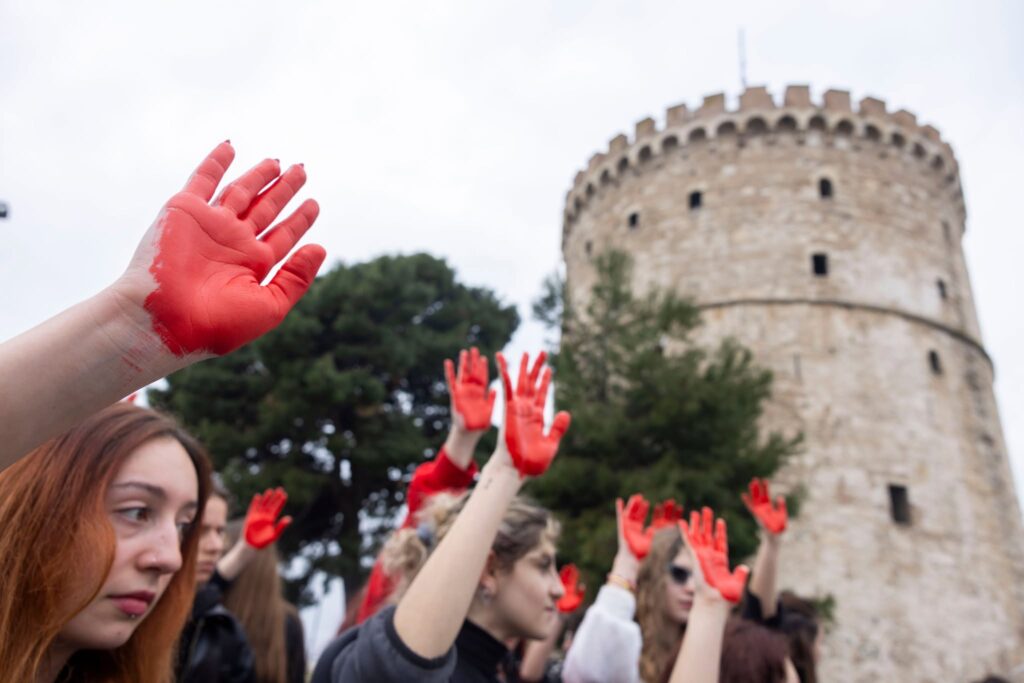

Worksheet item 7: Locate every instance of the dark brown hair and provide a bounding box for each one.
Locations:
[719,617,790,683]
[777,591,820,683]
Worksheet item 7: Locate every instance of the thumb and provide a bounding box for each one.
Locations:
[547,411,571,443]
[266,244,327,313]
[274,516,293,537]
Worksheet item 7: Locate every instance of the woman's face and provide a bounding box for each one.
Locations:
[491,538,565,640]
[195,495,228,584]
[57,437,199,650]
[663,546,696,625]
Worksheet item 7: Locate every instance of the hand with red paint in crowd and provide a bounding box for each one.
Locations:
[742,478,788,536]
[117,141,326,358]
[445,347,497,433]
[244,487,293,549]
[494,351,571,478]
[556,564,586,613]
[678,507,749,604]
[666,508,748,683]
[0,142,326,472]
[618,494,683,561]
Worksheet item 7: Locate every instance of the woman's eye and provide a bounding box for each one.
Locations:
[118,507,151,523]
[176,520,193,539]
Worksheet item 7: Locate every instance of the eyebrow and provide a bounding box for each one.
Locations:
[110,481,199,512]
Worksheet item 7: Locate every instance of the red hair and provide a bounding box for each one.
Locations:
[0,403,211,682]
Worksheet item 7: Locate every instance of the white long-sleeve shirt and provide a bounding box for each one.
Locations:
[561,584,643,683]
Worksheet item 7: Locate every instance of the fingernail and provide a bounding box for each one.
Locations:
[224,139,231,144]
[298,163,305,168]
[273,158,280,163]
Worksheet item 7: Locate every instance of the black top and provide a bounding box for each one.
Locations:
[176,571,256,683]
[285,610,307,683]
[312,606,514,683]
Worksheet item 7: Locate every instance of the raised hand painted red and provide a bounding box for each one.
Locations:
[651,498,682,530]
[619,494,653,559]
[495,351,571,478]
[144,142,326,356]
[244,487,292,549]
[444,347,497,431]
[742,478,788,535]
[678,507,750,603]
[557,564,585,613]
[618,494,681,560]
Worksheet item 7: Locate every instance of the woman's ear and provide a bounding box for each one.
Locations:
[478,550,500,600]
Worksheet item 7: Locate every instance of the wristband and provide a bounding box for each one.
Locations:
[606,573,636,593]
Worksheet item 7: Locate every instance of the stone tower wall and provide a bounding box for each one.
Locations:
[562,85,1024,681]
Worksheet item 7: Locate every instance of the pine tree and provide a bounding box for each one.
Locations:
[151,253,518,603]
[529,250,800,586]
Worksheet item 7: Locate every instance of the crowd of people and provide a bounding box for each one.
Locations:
[1,143,1010,682]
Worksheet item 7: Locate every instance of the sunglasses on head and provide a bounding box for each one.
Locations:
[667,563,692,585]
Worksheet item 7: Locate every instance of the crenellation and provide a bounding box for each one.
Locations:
[892,109,918,129]
[564,86,962,219]
[739,85,775,111]
[921,124,941,142]
[697,93,727,118]
[635,117,657,139]
[859,96,887,116]
[785,84,813,107]
[666,103,690,126]
[824,88,853,112]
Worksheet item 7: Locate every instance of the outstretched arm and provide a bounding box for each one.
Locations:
[742,478,788,620]
[667,508,749,683]
[0,142,324,470]
[393,351,570,659]
[218,488,293,581]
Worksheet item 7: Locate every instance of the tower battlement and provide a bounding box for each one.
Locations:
[564,85,962,228]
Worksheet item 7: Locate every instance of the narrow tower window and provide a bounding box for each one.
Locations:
[585,240,593,257]
[819,178,834,199]
[928,350,942,375]
[942,221,951,243]
[689,191,702,210]
[812,253,828,276]
[628,212,640,229]
[888,485,911,525]
[937,279,947,300]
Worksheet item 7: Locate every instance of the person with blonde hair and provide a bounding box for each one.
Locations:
[312,351,571,682]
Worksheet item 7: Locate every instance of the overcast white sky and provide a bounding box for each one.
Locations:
[2,0,1022,657]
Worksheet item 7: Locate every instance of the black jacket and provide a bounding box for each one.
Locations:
[177,572,256,683]
[312,606,517,683]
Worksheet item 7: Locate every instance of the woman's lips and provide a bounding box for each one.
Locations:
[110,592,154,617]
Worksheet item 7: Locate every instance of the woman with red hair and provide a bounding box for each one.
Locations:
[0,403,212,682]
[0,141,325,680]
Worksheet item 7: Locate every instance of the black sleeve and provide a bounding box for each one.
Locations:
[311,606,456,683]
[739,587,784,630]
[225,616,257,683]
[285,611,307,683]
[209,568,233,593]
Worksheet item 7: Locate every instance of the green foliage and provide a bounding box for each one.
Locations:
[150,253,518,604]
[529,251,800,591]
